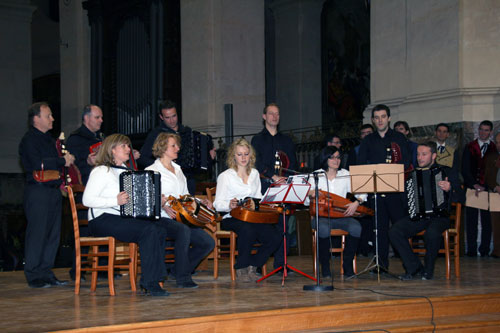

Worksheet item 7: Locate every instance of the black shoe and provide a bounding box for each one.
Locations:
[398,267,423,281]
[370,267,388,275]
[141,283,170,297]
[28,279,51,288]
[480,252,490,257]
[422,272,433,280]
[176,280,199,289]
[466,252,477,257]
[45,277,68,286]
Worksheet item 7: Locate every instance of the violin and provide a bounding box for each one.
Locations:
[167,195,218,231]
[230,197,282,224]
[310,190,374,218]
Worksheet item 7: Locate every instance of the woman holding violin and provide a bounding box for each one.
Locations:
[82,134,168,296]
[213,138,281,282]
[308,146,366,278]
[145,132,215,289]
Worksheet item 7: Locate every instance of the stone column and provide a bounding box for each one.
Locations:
[59,0,91,135]
[368,0,500,131]
[269,0,325,131]
[181,0,266,142]
[0,0,35,173]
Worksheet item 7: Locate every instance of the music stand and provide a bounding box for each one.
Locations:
[349,164,404,282]
[258,182,316,286]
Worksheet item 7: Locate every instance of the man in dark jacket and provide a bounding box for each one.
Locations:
[66,104,104,184]
[389,142,460,280]
[19,102,75,288]
[462,120,497,256]
[357,104,410,272]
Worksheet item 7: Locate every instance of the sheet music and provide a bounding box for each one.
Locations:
[465,188,489,210]
[262,183,310,204]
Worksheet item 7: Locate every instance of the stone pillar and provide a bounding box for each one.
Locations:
[368,0,500,129]
[269,0,324,131]
[0,0,35,173]
[181,0,266,142]
[59,0,91,135]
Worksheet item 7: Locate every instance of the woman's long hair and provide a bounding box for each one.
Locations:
[95,134,131,168]
[319,146,342,171]
[226,138,256,175]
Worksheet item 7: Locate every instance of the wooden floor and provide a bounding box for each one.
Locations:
[2,255,500,332]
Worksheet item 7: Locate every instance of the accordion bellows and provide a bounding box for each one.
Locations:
[120,171,161,220]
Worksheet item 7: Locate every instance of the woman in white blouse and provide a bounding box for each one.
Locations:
[308,146,364,278]
[82,134,168,296]
[213,138,281,282]
[145,133,214,289]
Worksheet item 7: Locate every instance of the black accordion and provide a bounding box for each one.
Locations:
[178,129,213,171]
[405,167,446,221]
[119,170,161,220]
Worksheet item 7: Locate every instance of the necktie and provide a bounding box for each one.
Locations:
[481,143,488,157]
[438,145,445,154]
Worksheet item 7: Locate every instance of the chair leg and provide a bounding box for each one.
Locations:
[108,239,116,296]
[90,246,99,293]
[339,235,346,275]
[454,242,460,278]
[444,232,450,280]
[353,255,357,274]
[75,245,82,295]
[214,238,219,280]
[128,243,137,292]
[230,232,237,281]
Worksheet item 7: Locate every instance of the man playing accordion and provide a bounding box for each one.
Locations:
[389,141,461,281]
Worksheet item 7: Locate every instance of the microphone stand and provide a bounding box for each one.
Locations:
[304,171,333,291]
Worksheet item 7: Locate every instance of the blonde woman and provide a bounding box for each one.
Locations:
[213,138,281,282]
[82,134,168,296]
[146,133,214,288]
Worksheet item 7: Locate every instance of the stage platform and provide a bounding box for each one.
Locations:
[2,255,500,332]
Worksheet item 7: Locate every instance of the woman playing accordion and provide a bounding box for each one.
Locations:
[213,138,281,282]
[82,134,168,296]
[307,146,366,278]
[145,132,215,289]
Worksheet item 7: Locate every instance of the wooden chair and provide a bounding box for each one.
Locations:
[206,187,267,280]
[67,185,137,295]
[311,229,357,277]
[409,202,462,279]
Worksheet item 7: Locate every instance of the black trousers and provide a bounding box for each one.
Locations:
[389,216,449,276]
[89,213,167,285]
[156,218,215,283]
[465,207,492,256]
[371,193,407,269]
[221,217,281,269]
[23,184,62,283]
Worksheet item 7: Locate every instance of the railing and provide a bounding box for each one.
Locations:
[212,120,364,177]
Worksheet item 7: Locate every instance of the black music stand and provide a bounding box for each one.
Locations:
[349,164,404,282]
[258,182,316,286]
[303,171,334,292]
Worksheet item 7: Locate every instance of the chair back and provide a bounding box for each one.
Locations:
[206,187,216,203]
[67,184,88,249]
[450,202,462,233]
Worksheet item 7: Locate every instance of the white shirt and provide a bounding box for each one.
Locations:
[304,169,366,206]
[213,168,261,218]
[83,165,127,220]
[145,159,189,218]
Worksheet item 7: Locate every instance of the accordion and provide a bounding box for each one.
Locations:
[119,170,161,220]
[406,167,446,221]
[177,129,213,171]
